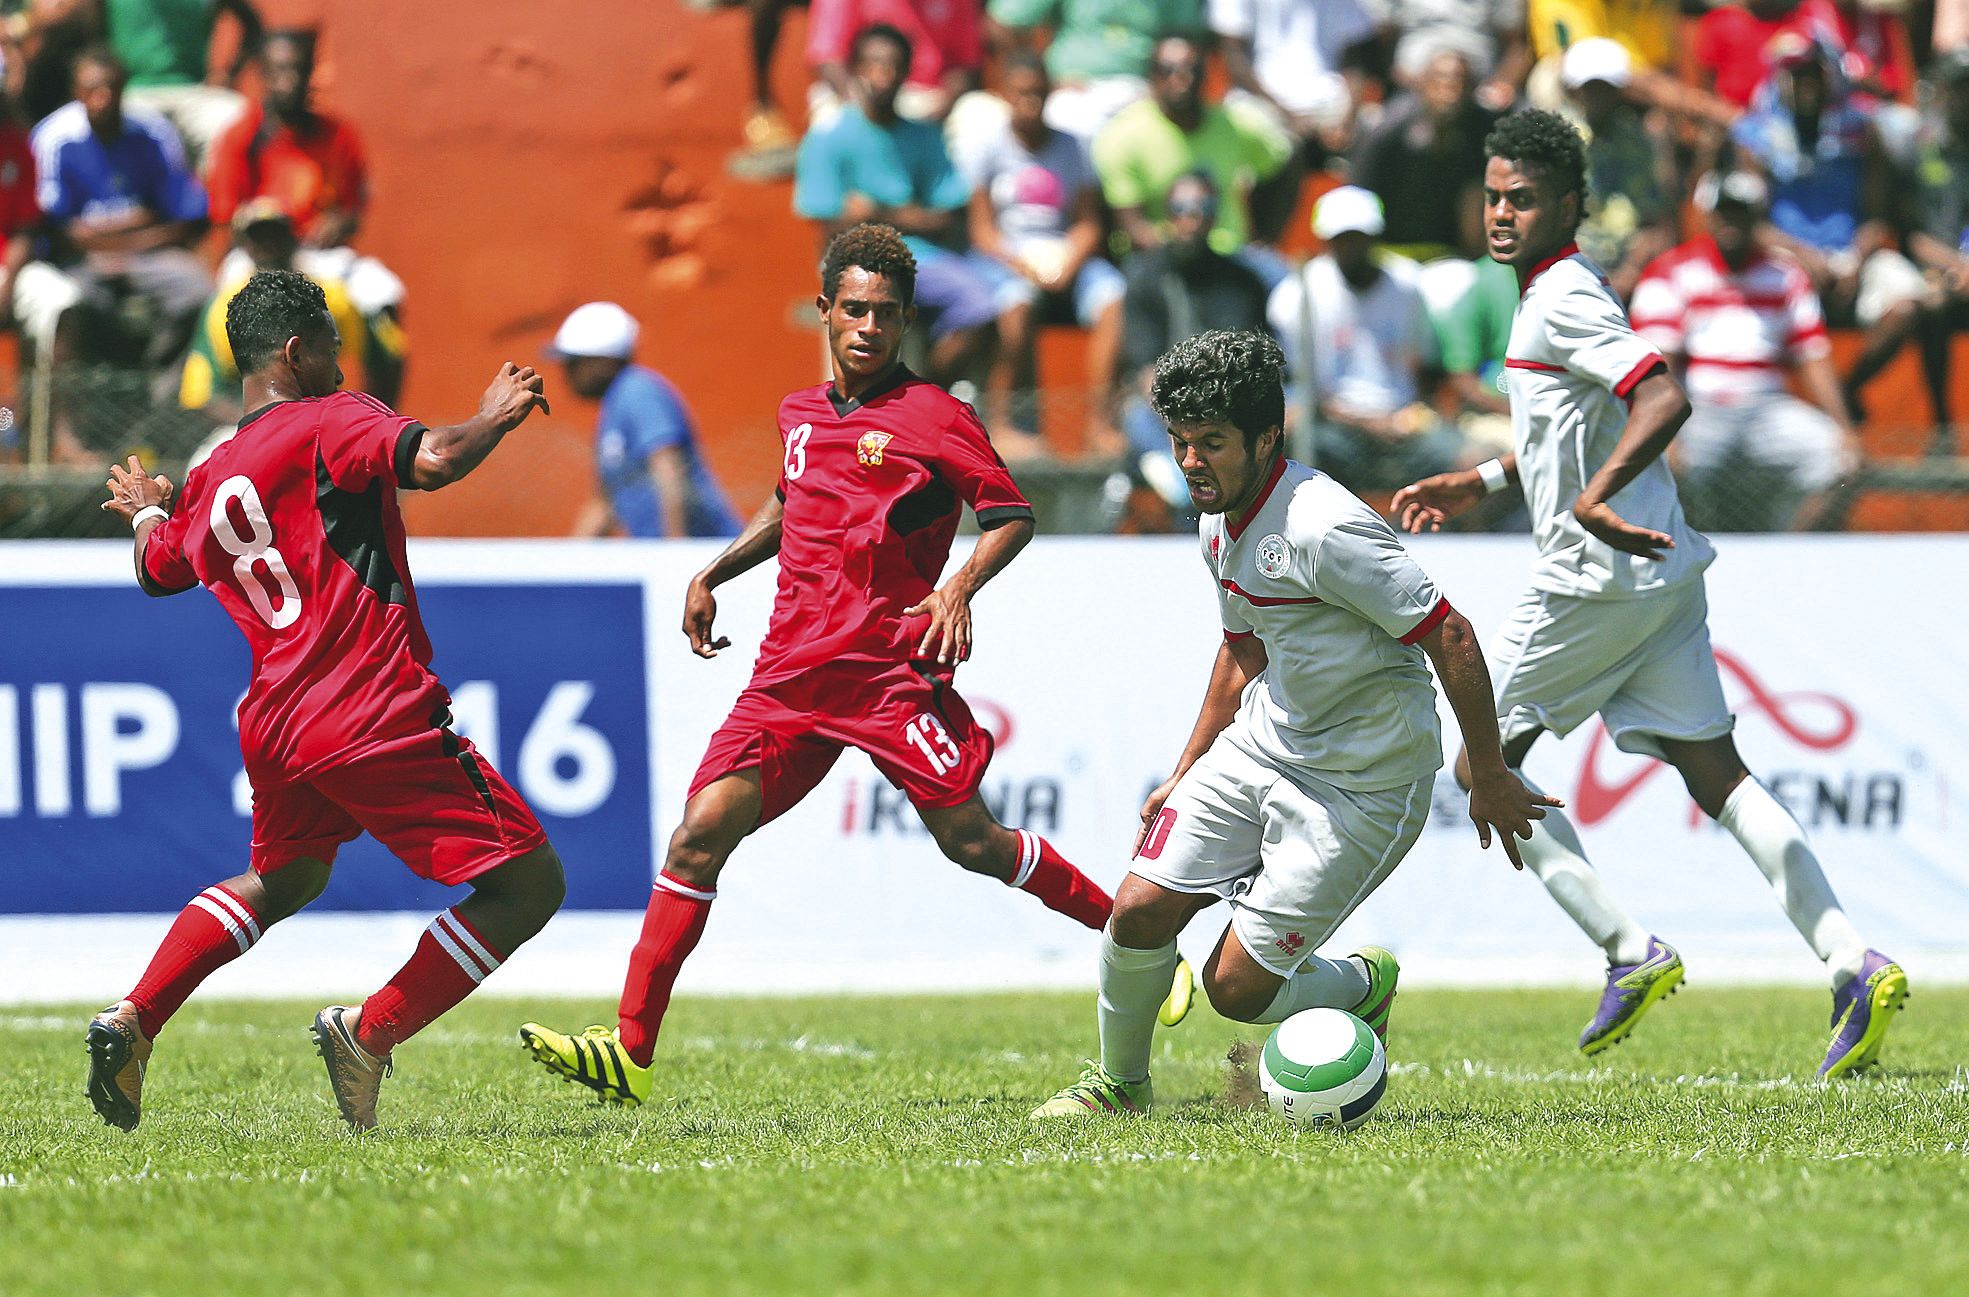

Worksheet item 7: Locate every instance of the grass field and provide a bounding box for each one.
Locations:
[3,987,1966,1297]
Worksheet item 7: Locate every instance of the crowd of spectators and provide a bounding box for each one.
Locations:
[0,3,403,467]
[765,0,1969,531]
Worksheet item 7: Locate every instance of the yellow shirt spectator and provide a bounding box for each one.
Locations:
[181,273,370,411]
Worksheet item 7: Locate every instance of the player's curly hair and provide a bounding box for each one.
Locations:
[1150,330,1286,452]
[821,222,917,306]
[227,268,333,374]
[1484,109,1589,231]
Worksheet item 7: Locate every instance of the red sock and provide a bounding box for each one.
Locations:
[1011,829,1113,930]
[127,884,264,1039]
[356,907,505,1056]
[616,872,715,1067]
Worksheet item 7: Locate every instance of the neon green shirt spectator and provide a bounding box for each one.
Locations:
[1091,98,1290,255]
[988,0,1206,83]
[1434,256,1517,387]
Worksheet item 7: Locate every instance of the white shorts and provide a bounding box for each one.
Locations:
[1493,579,1735,760]
[1130,731,1431,978]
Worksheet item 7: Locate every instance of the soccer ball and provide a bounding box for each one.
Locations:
[1257,1007,1387,1129]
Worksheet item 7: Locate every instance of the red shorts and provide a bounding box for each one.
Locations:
[688,662,995,826]
[250,726,548,884]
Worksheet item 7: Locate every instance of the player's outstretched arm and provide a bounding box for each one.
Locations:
[1416,608,1562,871]
[100,456,177,593]
[683,494,785,658]
[1135,636,1266,856]
[1572,369,1691,560]
[903,516,1034,666]
[408,363,551,490]
[1391,455,1515,534]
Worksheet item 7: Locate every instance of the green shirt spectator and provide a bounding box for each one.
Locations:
[989,0,1206,83]
[102,0,262,162]
[1093,97,1290,255]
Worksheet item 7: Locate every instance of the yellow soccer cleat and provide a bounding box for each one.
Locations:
[518,1022,653,1107]
[1158,956,1195,1027]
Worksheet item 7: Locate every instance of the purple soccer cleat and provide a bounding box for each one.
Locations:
[1579,936,1684,1055]
[1820,949,1909,1079]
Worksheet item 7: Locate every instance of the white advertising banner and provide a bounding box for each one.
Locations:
[3,535,1964,1001]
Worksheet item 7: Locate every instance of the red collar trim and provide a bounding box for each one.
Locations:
[1516,242,1579,296]
[1227,456,1288,541]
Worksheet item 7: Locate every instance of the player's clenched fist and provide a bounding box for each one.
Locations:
[682,576,731,659]
[480,362,551,428]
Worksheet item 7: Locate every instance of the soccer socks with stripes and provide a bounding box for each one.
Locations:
[356,907,505,1057]
[1008,829,1113,930]
[616,872,716,1067]
[127,884,264,1040]
[1512,770,1654,967]
[1098,928,1177,1085]
[1251,955,1372,1025]
[1716,778,1868,987]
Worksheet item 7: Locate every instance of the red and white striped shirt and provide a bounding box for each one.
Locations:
[1628,236,1831,406]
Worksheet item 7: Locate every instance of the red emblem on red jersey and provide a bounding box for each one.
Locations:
[857,431,894,466]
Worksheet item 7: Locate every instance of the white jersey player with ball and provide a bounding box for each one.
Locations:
[1034,329,1554,1119]
[1393,109,1907,1078]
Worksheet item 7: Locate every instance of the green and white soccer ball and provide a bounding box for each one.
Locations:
[1258,1007,1386,1129]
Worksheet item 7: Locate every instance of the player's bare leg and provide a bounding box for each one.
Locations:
[1456,733,1681,1052]
[918,794,1113,929]
[1033,873,1209,1118]
[318,844,565,1129]
[89,857,332,1131]
[1656,734,1906,1076]
[521,772,760,1105]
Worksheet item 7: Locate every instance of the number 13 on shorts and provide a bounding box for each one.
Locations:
[904,712,961,773]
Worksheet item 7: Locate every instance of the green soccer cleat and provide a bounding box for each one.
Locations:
[1030,1061,1152,1118]
[1348,946,1401,1042]
[518,1022,653,1107]
[1158,957,1195,1027]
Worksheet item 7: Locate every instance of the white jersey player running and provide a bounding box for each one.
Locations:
[1033,330,1554,1118]
[1393,110,1907,1078]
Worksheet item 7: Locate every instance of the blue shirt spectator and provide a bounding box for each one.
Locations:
[794,103,971,262]
[595,366,741,539]
[32,99,207,239]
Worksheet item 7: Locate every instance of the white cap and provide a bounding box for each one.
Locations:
[1313,185,1385,240]
[550,301,639,360]
[1695,169,1770,212]
[1561,38,1633,90]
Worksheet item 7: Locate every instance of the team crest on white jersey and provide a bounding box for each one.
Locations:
[857,431,894,466]
[1255,533,1292,578]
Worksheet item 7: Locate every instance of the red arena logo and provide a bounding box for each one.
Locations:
[1573,649,1859,827]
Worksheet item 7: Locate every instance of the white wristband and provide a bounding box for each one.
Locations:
[131,505,168,531]
[1475,458,1509,496]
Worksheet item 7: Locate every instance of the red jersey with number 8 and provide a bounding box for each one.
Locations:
[757,367,1032,685]
[140,392,446,781]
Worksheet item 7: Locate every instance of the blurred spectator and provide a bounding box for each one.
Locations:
[550,302,743,540]
[1797,0,1914,105]
[205,29,406,356]
[27,45,210,449]
[1902,49,1969,455]
[1524,0,1737,128]
[809,0,982,124]
[0,93,36,461]
[178,200,380,426]
[1629,170,1857,530]
[1696,0,1809,111]
[1733,33,1925,422]
[1351,36,1497,310]
[1432,253,1516,443]
[1210,0,1379,161]
[1364,0,1530,110]
[1117,170,1269,504]
[794,23,995,385]
[1268,184,1462,488]
[1091,32,1293,276]
[990,0,1206,147]
[101,0,260,162]
[962,52,1125,455]
[729,0,805,179]
[1559,38,1675,300]
[4,1,101,124]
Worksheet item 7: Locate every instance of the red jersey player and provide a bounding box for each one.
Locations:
[92,269,562,1131]
[518,224,1135,1105]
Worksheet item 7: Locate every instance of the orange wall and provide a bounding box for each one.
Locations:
[257,0,818,534]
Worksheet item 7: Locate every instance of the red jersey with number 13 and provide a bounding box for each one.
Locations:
[757,367,1033,685]
[139,391,448,781]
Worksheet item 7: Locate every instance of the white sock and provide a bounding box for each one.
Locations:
[1251,954,1371,1024]
[1716,778,1868,987]
[1513,770,1653,966]
[1098,928,1177,1084]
